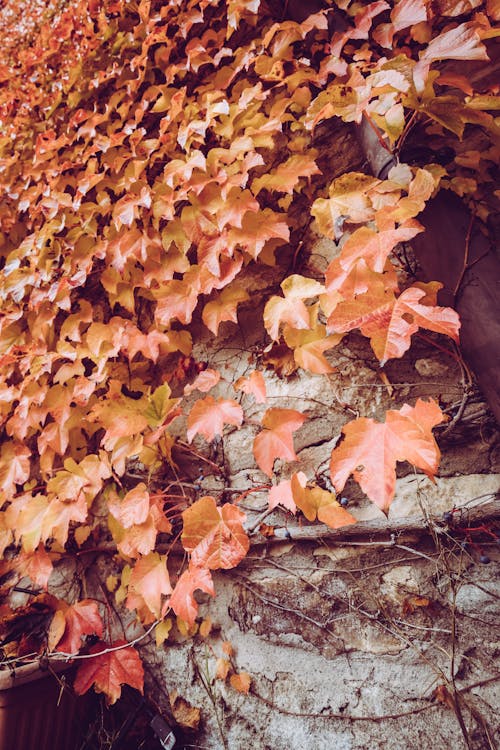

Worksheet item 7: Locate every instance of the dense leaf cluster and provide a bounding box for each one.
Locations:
[0,0,497,702]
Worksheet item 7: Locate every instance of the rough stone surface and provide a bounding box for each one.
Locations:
[135,216,500,749]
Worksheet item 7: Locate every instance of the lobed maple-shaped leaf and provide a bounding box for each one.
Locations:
[311,173,380,237]
[145,384,180,428]
[51,599,104,655]
[168,564,215,626]
[181,496,249,569]
[202,285,249,335]
[330,398,446,513]
[11,545,53,589]
[108,483,151,528]
[186,396,243,443]
[284,322,341,374]
[268,475,301,513]
[327,283,460,364]
[291,473,357,529]
[73,641,144,705]
[184,368,221,395]
[126,553,172,620]
[253,409,306,477]
[0,441,31,498]
[234,370,267,403]
[252,154,321,195]
[263,296,310,341]
[335,220,423,275]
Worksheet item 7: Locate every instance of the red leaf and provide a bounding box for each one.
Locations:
[73,641,144,705]
[54,599,104,655]
[330,398,445,513]
[253,409,306,477]
[181,496,249,569]
[186,396,243,443]
[169,564,215,626]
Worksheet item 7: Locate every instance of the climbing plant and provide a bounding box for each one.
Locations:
[0,0,498,703]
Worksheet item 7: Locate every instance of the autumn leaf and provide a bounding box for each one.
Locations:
[327,283,460,364]
[168,564,215,626]
[51,599,104,655]
[145,384,180,428]
[181,496,249,569]
[330,398,446,513]
[263,296,310,341]
[252,154,321,195]
[202,285,249,335]
[169,691,201,730]
[184,368,221,395]
[291,473,357,528]
[73,641,144,705]
[108,483,151,528]
[126,552,172,620]
[186,396,243,442]
[311,173,380,236]
[0,442,31,498]
[268,476,301,513]
[216,657,231,680]
[230,671,252,694]
[253,409,307,477]
[234,370,267,403]
[284,322,341,374]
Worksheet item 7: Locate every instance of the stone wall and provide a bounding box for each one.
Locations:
[135,224,500,749]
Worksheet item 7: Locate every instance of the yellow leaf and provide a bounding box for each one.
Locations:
[155,618,173,647]
[199,617,212,638]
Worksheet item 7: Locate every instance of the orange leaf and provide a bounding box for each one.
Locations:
[311,173,380,236]
[108,483,151,528]
[0,442,31,498]
[202,285,249,335]
[181,496,249,569]
[186,396,243,443]
[126,553,172,620]
[184,368,221,395]
[263,296,310,341]
[268,476,300,513]
[73,641,144,705]
[327,283,460,364]
[291,474,357,528]
[253,409,306,477]
[230,671,251,694]
[330,398,445,513]
[168,564,215,626]
[234,370,267,404]
[252,154,320,195]
[216,657,231,680]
